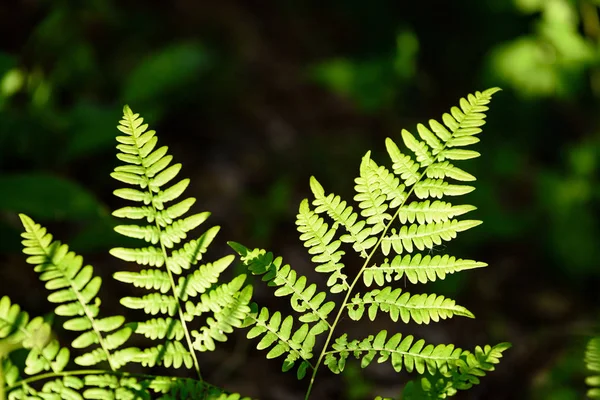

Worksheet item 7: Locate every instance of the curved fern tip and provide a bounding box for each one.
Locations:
[228,241,248,256]
[309,176,324,196]
[484,87,502,96]
[18,213,32,226]
[122,104,132,114]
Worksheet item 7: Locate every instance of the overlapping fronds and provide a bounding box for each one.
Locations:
[230,243,333,378]
[586,336,600,399]
[232,88,508,398]
[401,342,511,398]
[0,296,68,377]
[109,106,252,375]
[18,215,134,370]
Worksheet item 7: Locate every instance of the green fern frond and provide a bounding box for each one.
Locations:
[82,374,148,399]
[146,376,251,400]
[232,88,507,398]
[346,287,474,324]
[187,275,253,352]
[380,219,481,256]
[402,342,511,398]
[0,296,69,376]
[133,341,194,369]
[363,254,486,286]
[586,336,600,399]
[18,215,134,370]
[324,331,462,375]
[398,200,476,225]
[297,199,350,293]
[310,177,379,257]
[230,243,334,330]
[246,307,316,379]
[110,106,252,376]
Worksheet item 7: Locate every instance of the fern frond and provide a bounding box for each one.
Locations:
[133,341,193,369]
[297,200,350,293]
[233,88,507,398]
[18,215,134,370]
[0,296,70,377]
[354,152,395,235]
[346,287,474,324]
[230,243,334,332]
[324,331,462,375]
[110,106,252,376]
[82,374,148,400]
[310,177,378,257]
[380,219,481,256]
[176,255,235,301]
[398,200,476,225]
[187,276,253,352]
[586,336,600,399]
[363,254,486,286]
[146,376,251,400]
[402,342,511,398]
[245,307,316,379]
[113,269,171,293]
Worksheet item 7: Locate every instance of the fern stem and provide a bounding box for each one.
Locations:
[156,231,203,380]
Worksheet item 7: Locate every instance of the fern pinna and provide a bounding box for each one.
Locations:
[231,88,510,399]
[0,107,251,400]
[586,336,600,398]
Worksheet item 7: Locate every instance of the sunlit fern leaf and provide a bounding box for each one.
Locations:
[398,200,476,225]
[113,269,171,293]
[309,177,378,257]
[245,306,316,379]
[142,376,251,400]
[232,88,506,396]
[354,152,395,235]
[110,106,252,373]
[131,318,185,341]
[82,374,150,400]
[121,293,178,316]
[363,254,486,287]
[229,243,334,331]
[380,219,481,256]
[296,200,350,293]
[176,255,235,301]
[188,276,253,351]
[133,340,193,369]
[346,288,474,324]
[402,342,511,399]
[6,375,84,400]
[2,357,20,388]
[40,376,84,400]
[586,336,600,399]
[0,296,70,377]
[324,331,463,375]
[18,215,135,370]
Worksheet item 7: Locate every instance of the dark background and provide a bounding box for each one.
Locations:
[1,1,600,399]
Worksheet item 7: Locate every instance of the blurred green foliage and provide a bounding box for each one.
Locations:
[2,0,600,397]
